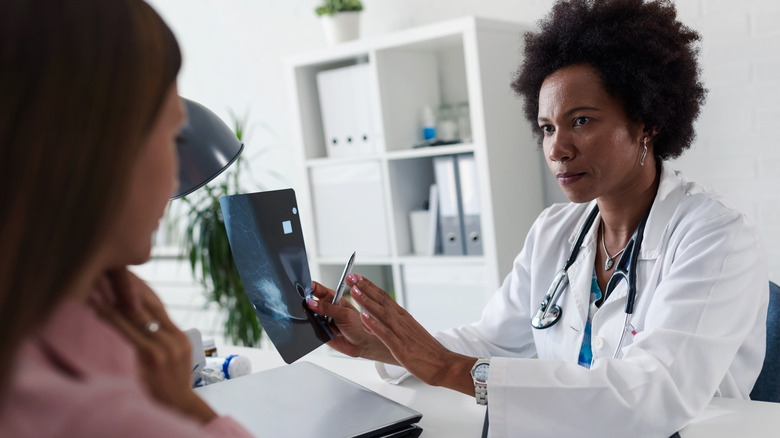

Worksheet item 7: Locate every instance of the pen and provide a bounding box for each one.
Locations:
[328,251,355,324]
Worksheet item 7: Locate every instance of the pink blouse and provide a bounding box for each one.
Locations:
[0,300,253,437]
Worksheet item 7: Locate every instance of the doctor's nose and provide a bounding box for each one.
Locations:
[546,131,576,163]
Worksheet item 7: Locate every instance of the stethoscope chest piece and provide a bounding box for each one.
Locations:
[531,303,561,329]
[531,269,570,329]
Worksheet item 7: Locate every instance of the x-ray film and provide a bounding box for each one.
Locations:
[220,189,332,363]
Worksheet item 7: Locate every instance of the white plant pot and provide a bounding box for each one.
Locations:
[319,11,361,45]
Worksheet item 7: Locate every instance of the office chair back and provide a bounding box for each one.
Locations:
[750,281,780,403]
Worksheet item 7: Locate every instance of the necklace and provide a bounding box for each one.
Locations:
[600,221,626,271]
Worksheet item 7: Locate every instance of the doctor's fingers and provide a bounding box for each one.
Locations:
[349,279,403,323]
[348,274,399,312]
[310,281,335,300]
[306,295,358,323]
[358,307,448,384]
[357,301,424,357]
[350,283,434,347]
[311,281,359,312]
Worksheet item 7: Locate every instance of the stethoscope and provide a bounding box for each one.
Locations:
[530,204,650,359]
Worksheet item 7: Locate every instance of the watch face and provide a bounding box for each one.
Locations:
[474,364,489,383]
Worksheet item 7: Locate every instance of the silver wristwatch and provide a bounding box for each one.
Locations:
[470,358,490,405]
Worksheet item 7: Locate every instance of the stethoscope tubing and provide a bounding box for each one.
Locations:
[532,207,600,328]
[532,203,652,359]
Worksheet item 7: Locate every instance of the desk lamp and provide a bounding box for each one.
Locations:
[171,98,244,200]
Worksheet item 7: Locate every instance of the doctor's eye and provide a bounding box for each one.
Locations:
[574,116,590,126]
[539,124,554,135]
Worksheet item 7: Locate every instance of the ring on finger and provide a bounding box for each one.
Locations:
[145,319,161,334]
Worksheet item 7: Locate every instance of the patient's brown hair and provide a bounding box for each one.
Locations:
[0,0,181,393]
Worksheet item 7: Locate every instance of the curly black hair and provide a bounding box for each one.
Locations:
[512,0,707,160]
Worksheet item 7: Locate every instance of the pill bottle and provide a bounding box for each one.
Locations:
[203,338,217,357]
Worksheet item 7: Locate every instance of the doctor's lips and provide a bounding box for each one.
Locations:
[556,171,586,185]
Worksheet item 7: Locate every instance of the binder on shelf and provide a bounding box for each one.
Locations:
[316,64,377,158]
[426,183,440,256]
[433,155,465,255]
[351,63,378,156]
[457,153,483,255]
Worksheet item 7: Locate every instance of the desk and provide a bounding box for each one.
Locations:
[217,346,780,437]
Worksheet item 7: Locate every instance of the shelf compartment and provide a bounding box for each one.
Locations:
[375,34,471,153]
[386,157,437,256]
[387,153,485,258]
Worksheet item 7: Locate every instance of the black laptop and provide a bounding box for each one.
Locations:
[195,361,422,437]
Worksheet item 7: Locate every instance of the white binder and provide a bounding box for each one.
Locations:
[433,155,465,255]
[426,183,440,256]
[457,153,482,255]
[316,63,377,158]
[351,63,378,156]
[316,67,348,157]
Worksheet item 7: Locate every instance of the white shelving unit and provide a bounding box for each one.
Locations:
[286,17,545,332]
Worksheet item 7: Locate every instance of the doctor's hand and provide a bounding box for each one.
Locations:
[346,274,476,396]
[306,281,396,364]
[89,268,218,424]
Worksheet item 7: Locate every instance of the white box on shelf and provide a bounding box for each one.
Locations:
[310,161,390,257]
[408,210,431,256]
[402,263,488,333]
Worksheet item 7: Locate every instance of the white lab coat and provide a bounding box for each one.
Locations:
[379,163,769,437]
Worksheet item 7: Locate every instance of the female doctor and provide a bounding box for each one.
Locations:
[307,0,769,436]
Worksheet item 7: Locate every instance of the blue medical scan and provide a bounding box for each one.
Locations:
[220,189,332,363]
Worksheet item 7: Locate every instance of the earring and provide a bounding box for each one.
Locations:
[640,137,648,166]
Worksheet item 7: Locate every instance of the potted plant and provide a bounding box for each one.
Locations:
[314,0,364,45]
[178,112,263,347]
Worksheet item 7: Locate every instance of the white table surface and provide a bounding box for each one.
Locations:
[216,345,780,437]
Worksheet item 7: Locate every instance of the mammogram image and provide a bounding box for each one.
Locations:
[220,189,331,363]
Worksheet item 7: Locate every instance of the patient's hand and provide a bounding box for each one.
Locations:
[89,268,217,423]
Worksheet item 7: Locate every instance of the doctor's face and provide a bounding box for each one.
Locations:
[537,63,647,204]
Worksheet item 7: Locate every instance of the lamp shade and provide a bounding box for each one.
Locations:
[171,98,244,200]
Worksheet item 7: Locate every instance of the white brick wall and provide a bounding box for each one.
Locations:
[144,0,780,341]
[674,0,780,284]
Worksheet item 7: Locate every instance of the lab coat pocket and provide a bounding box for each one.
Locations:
[536,316,583,363]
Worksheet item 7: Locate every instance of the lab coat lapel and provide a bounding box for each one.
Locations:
[561,207,600,364]
[639,163,685,260]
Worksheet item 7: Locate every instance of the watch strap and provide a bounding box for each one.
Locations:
[470,358,490,406]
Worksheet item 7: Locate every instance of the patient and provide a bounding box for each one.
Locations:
[0,1,252,436]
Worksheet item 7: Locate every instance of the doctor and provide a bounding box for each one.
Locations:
[307,0,769,436]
